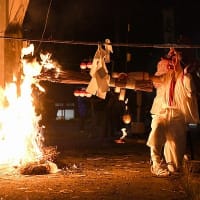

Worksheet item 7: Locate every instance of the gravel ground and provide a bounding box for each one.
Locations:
[0,120,199,200]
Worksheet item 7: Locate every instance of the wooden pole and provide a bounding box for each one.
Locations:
[36,70,153,92]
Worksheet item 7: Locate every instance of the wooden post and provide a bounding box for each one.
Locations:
[0,0,29,90]
[0,0,7,87]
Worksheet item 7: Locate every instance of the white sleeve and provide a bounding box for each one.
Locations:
[183,74,196,98]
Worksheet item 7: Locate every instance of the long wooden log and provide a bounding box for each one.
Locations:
[36,69,91,85]
[35,69,153,92]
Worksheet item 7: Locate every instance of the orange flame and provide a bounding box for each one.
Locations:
[0,43,59,173]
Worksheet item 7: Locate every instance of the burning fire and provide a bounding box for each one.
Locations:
[0,43,59,174]
[114,128,127,144]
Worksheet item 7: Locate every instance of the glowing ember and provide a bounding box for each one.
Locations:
[0,43,59,174]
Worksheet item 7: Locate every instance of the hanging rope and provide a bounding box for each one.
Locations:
[35,0,53,52]
[1,35,200,49]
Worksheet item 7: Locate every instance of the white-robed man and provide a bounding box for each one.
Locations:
[147,48,199,177]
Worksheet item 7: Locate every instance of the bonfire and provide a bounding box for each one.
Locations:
[0,44,59,175]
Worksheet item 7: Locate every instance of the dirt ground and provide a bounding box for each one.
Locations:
[0,120,199,200]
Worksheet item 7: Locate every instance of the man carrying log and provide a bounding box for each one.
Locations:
[146,48,199,177]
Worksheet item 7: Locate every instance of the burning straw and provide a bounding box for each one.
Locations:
[0,44,61,175]
[20,146,59,175]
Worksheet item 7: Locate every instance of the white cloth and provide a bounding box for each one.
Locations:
[86,46,110,99]
[147,68,199,170]
[147,110,187,169]
[104,39,113,63]
[150,72,199,124]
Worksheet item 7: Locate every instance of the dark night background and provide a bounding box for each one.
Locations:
[23,0,200,72]
[23,0,200,125]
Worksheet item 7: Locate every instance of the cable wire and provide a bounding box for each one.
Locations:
[36,0,53,52]
[1,35,200,49]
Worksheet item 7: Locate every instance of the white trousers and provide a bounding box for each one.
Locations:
[147,109,187,170]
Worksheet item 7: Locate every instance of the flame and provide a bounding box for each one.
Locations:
[21,43,34,59]
[120,128,127,140]
[0,43,59,173]
[0,75,43,168]
[114,128,127,144]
